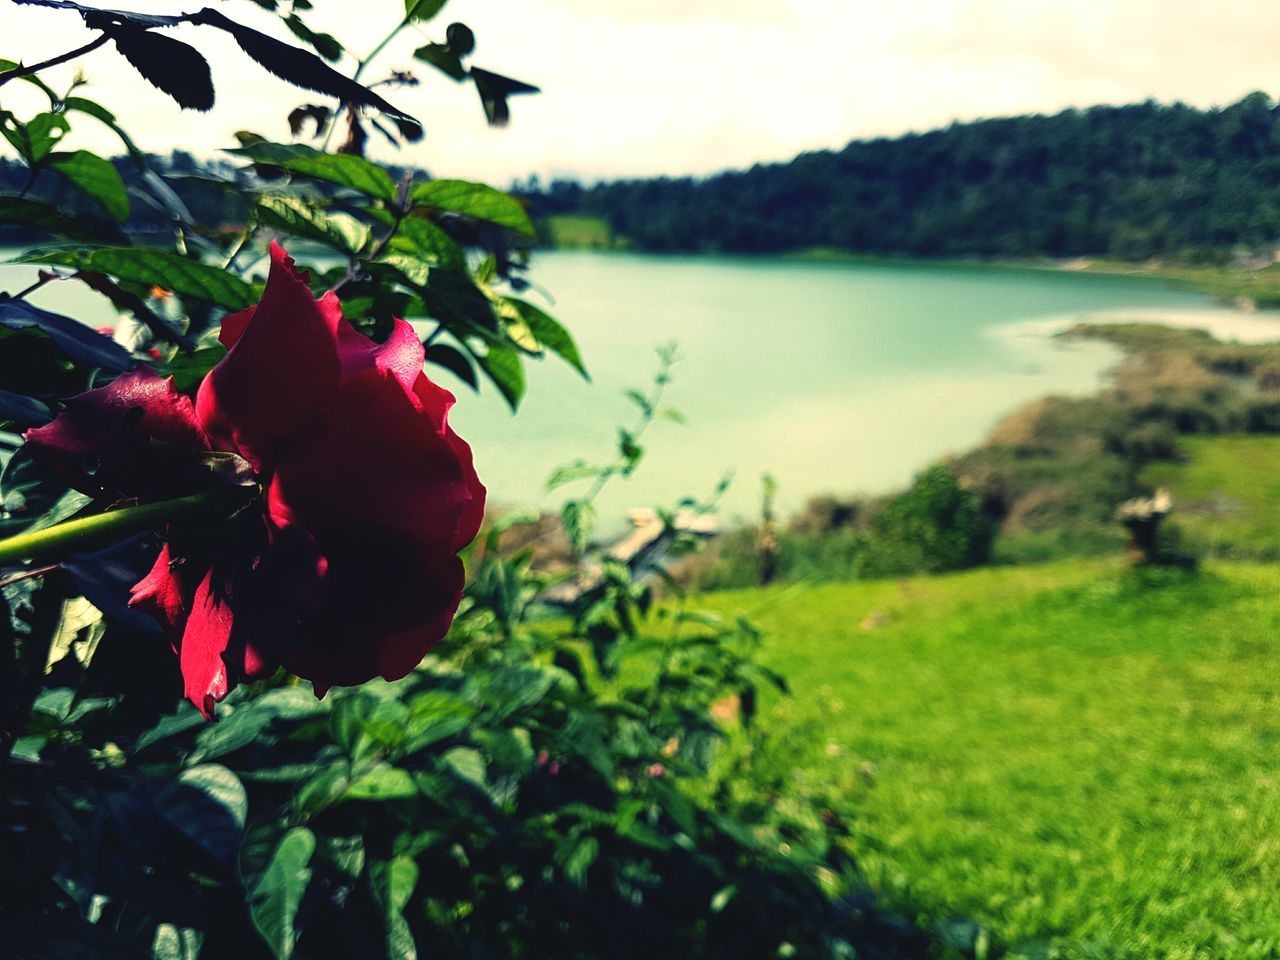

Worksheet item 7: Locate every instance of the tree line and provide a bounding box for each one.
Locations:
[523,92,1280,261]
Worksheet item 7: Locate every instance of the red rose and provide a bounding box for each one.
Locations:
[26,243,485,715]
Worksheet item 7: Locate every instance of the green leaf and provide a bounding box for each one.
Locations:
[231,142,397,200]
[506,297,587,376]
[562,499,597,554]
[411,180,536,237]
[404,0,448,22]
[476,343,525,409]
[285,153,397,201]
[559,835,599,889]
[346,764,418,801]
[255,194,372,254]
[166,346,227,392]
[249,827,316,960]
[134,702,206,752]
[369,856,419,959]
[398,215,465,268]
[18,248,253,310]
[157,765,248,870]
[1,111,69,164]
[546,460,603,491]
[46,151,130,222]
[442,746,487,789]
[0,443,88,539]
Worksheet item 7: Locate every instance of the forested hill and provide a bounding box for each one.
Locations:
[526,92,1280,260]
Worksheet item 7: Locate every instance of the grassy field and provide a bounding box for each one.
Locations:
[540,214,620,249]
[1144,436,1280,561]
[699,560,1280,958]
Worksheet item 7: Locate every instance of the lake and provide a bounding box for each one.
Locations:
[5,250,1275,529]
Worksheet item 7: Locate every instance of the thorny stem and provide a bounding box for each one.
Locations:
[0,34,109,89]
[0,486,246,569]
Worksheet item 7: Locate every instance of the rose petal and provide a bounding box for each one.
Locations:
[412,372,485,550]
[329,307,424,390]
[129,543,190,644]
[283,540,464,695]
[217,304,256,350]
[25,368,210,502]
[196,242,342,471]
[265,368,478,691]
[179,568,235,717]
[269,368,475,548]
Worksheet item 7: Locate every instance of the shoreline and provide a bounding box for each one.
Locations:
[537,238,1280,311]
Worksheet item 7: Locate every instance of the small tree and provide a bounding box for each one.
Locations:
[874,464,995,573]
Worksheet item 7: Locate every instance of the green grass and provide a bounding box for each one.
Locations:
[1081,258,1280,308]
[541,214,620,249]
[700,560,1280,958]
[1144,436,1280,560]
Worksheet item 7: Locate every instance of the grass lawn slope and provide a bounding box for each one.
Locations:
[702,561,1280,959]
[1145,436,1280,561]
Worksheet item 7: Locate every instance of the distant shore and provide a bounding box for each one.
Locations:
[537,216,1280,312]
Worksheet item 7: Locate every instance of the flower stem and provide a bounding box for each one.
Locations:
[0,487,239,568]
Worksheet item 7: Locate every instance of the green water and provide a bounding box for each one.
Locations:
[3,250,1270,527]
[442,253,1268,525]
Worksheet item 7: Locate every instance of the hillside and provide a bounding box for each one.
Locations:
[529,92,1280,263]
[700,558,1280,958]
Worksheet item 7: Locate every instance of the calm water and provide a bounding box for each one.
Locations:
[2,250,1269,528]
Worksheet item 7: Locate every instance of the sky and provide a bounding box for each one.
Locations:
[3,0,1280,184]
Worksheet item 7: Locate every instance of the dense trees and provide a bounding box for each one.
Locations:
[529,92,1280,260]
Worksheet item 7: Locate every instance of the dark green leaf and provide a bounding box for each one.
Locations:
[476,342,524,409]
[0,389,51,426]
[412,42,466,81]
[249,827,315,960]
[0,195,126,241]
[46,151,131,221]
[134,703,207,753]
[188,8,417,122]
[157,765,248,870]
[111,28,215,111]
[506,297,587,376]
[190,704,274,763]
[470,67,539,127]
[18,248,253,310]
[405,0,447,22]
[165,346,226,392]
[424,342,477,387]
[283,14,343,62]
[0,298,134,371]
[411,180,536,237]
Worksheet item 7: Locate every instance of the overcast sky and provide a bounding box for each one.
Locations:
[3,0,1279,184]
